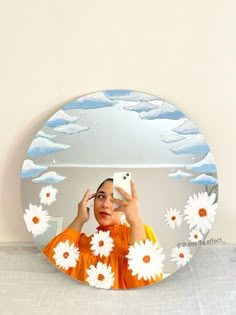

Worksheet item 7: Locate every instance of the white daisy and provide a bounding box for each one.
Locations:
[183,192,217,234]
[24,204,51,237]
[171,246,192,267]
[188,228,203,243]
[86,262,115,289]
[53,240,80,270]
[90,230,114,257]
[164,208,183,229]
[126,239,165,281]
[39,185,58,206]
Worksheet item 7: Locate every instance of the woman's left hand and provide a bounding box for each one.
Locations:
[112,180,142,227]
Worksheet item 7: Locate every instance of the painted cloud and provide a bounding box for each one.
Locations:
[189,174,218,185]
[104,90,133,99]
[105,90,159,102]
[161,133,185,143]
[32,171,66,183]
[35,130,56,139]
[21,159,48,178]
[63,92,114,110]
[185,152,217,173]
[123,101,161,113]
[27,137,70,157]
[173,120,199,135]
[45,110,79,127]
[139,102,185,120]
[170,134,210,155]
[168,170,193,179]
[54,123,89,135]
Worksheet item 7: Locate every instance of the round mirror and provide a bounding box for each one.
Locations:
[21,89,218,289]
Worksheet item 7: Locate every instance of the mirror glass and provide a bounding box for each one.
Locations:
[21,89,219,289]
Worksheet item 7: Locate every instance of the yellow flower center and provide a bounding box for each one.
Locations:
[97,274,104,281]
[32,216,39,224]
[143,255,151,263]
[198,208,207,217]
[171,216,176,221]
[63,252,69,259]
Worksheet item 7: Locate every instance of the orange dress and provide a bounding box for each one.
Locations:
[42,224,163,289]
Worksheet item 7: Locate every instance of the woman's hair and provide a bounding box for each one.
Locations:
[96,178,113,192]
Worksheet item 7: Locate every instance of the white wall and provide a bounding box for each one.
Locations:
[0,0,235,243]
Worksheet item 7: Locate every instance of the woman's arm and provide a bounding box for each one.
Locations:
[68,189,96,232]
[43,189,95,262]
[113,180,145,244]
[124,224,163,288]
[129,219,145,245]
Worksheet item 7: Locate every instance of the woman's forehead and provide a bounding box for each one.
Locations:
[98,180,113,192]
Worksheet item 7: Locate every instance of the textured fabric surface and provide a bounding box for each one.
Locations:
[42,225,162,289]
[0,244,235,314]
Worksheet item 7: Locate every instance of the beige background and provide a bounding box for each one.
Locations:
[0,0,235,243]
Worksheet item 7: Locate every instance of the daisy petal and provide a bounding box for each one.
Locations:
[53,240,80,270]
[126,239,165,281]
[171,246,192,267]
[39,185,58,206]
[164,208,183,229]
[183,192,218,234]
[90,230,114,258]
[24,204,51,237]
[86,262,115,289]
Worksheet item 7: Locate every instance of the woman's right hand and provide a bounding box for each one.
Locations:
[68,189,96,232]
[77,189,96,225]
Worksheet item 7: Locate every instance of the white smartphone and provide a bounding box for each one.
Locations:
[113,172,132,207]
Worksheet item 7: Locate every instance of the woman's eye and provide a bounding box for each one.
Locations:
[97,195,105,199]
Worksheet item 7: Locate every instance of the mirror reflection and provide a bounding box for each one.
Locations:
[21,90,218,289]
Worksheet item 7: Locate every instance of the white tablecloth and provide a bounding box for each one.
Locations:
[0,244,235,315]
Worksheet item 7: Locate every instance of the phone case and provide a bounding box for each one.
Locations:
[113,172,132,203]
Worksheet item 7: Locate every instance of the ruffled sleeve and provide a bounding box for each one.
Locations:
[123,224,163,288]
[143,224,158,242]
[42,228,81,274]
[42,224,164,289]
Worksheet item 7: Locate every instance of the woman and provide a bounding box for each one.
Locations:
[43,178,164,289]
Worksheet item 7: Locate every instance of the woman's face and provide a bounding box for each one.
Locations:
[94,180,122,227]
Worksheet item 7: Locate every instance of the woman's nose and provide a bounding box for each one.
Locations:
[102,197,112,208]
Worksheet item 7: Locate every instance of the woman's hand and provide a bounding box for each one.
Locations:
[112,180,141,225]
[112,180,145,244]
[68,189,96,232]
[77,189,96,224]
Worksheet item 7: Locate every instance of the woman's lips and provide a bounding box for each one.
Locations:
[99,211,110,218]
